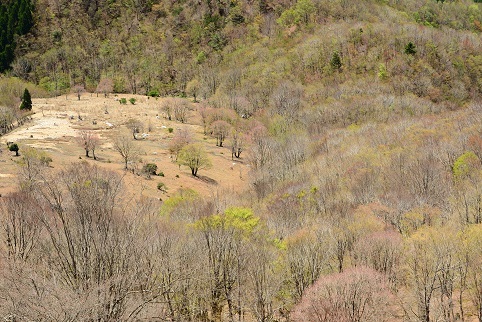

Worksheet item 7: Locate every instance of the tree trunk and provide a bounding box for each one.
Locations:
[212,301,223,322]
[85,149,89,157]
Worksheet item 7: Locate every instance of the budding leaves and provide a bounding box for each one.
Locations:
[194,207,259,236]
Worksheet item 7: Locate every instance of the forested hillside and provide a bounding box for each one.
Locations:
[0,0,33,72]
[3,0,482,321]
[6,0,482,110]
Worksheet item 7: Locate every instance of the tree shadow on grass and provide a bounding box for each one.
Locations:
[195,175,218,185]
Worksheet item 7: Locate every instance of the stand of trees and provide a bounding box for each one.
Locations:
[4,102,482,320]
[0,0,33,72]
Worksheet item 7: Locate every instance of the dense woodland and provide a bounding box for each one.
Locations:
[3,0,482,321]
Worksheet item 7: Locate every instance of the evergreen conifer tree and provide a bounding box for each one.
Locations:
[330,51,342,71]
[404,42,417,55]
[20,88,32,110]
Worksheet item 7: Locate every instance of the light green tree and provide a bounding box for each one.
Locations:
[177,143,212,176]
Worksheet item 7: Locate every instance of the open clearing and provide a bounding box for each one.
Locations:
[0,94,248,201]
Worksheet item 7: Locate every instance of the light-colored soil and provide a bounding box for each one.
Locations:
[0,93,249,200]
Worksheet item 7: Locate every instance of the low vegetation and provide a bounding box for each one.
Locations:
[3,0,482,320]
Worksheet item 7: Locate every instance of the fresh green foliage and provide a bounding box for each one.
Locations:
[120,98,127,105]
[194,207,259,235]
[277,0,315,27]
[147,89,160,97]
[453,151,479,180]
[159,188,198,216]
[378,63,388,80]
[177,143,212,176]
[129,98,136,105]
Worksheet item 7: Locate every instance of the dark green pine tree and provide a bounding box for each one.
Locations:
[330,51,342,71]
[0,5,8,71]
[20,88,32,110]
[16,0,33,35]
[7,0,19,42]
[0,0,34,73]
[404,42,417,55]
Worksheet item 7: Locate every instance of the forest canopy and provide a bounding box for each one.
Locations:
[4,0,482,321]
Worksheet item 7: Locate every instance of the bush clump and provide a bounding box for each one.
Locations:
[157,182,167,192]
[142,163,158,179]
[8,143,19,156]
[147,89,160,97]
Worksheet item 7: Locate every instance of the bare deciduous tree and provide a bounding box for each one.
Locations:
[0,163,167,320]
[125,118,143,140]
[161,99,173,120]
[271,80,303,120]
[73,84,85,100]
[291,266,393,322]
[96,78,114,97]
[0,191,42,262]
[76,130,100,159]
[210,120,231,147]
[173,98,189,123]
[168,128,192,160]
[17,146,52,190]
[231,128,246,160]
[113,135,140,170]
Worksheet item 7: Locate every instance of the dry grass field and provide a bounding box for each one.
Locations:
[0,93,249,201]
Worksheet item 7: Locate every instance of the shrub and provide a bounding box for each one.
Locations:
[147,89,160,97]
[9,143,19,156]
[330,51,342,71]
[405,42,416,55]
[120,98,127,105]
[142,163,158,178]
[168,128,174,133]
[158,171,165,177]
[157,182,167,192]
[129,98,136,105]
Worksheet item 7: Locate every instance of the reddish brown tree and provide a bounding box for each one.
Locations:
[168,128,192,160]
[76,130,100,159]
[291,267,393,322]
[96,78,114,97]
[210,120,231,147]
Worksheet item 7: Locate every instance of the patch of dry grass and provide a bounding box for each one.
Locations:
[0,93,248,200]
